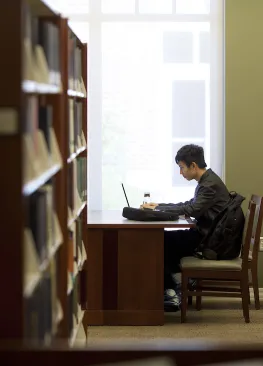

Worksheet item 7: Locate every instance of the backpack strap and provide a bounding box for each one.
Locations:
[193,251,204,259]
[199,206,227,247]
[193,248,219,260]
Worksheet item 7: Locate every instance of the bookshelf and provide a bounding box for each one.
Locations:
[0,0,88,347]
[65,23,88,348]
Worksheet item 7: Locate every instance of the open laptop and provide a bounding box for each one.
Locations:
[121,184,180,222]
[121,183,155,211]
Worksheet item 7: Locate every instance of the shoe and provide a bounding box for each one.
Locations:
[164,288,176,301]
[164,288,181,312]
[171,273,181,287]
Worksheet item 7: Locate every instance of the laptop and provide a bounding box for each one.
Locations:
[121,184,180,222]
[121,183,155,211]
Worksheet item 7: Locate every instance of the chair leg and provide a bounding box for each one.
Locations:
[241,278,250,323]
[248,284,251,305]
[251,267,260,310]
[196,280,202,311]
[181,272,188,323]
[196,296,202,311]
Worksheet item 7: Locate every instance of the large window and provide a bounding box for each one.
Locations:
[46,0,224,210]
[43,0,89,15]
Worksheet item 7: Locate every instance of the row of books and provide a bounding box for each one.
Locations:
[67,209,87,337]
[68,218,86,275]
[24,257,63,344]
[75,157,87,204]
[68,217,87,335]
[68,157,87,218]
[67,159,87,339]
[25,184,62,264]
[24,3,60,86]
[24,97,54,153]
[68,100,85,156]
[68,30,84,92]
[23,98,62,191]
[67,273,84,338]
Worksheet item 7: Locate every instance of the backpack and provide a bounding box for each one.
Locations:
[122,207,179,221]
[196,192,245,260]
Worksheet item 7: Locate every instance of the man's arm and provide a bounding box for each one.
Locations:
[141,199,194,210]
[157,199,194,207]
[156,185,216,219]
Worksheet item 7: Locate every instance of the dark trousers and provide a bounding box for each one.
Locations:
[164,228,203,290]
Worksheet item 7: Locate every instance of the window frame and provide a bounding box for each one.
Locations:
[72,0,224,209]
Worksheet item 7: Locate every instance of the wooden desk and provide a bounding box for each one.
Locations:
[86,210,194,326]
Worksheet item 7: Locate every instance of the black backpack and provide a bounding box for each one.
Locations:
[122,207,179,221]
[196,192,245,260]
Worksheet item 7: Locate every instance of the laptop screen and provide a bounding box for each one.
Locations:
[121,183,130,207]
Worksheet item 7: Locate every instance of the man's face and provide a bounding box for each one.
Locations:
[178,161,196,181]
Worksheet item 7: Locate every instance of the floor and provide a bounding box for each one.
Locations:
[86,294,263,347]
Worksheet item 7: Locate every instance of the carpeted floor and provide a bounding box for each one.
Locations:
[86,295,263,347]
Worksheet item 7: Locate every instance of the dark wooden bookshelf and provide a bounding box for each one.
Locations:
[0,0,88,348]
[64,24,88,347]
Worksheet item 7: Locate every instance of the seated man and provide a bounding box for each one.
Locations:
[141,144,231,311]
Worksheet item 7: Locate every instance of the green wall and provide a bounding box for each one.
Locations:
[225,0,263,285]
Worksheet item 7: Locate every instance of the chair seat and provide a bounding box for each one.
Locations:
[180,256,242,271]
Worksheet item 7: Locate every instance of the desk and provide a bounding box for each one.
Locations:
[86,210,194,326]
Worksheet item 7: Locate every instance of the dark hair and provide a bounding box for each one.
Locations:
[175,144,207,169]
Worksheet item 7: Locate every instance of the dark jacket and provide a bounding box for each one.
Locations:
[156,168,231,236]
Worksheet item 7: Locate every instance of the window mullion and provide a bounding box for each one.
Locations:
[88,0,103,210]
[135,0,139,14]
[90,0,101,13]
[172,0,177,14]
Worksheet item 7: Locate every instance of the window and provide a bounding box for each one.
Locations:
[42,0,89,15]
[102,0,135,14]
[139,0,173,14]
[53,0,224,210]
[176,0,210,14]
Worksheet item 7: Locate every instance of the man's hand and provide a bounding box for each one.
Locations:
[140,203,158,210]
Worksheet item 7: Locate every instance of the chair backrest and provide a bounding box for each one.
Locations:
[250,194,263,263]
[241,200,256,271]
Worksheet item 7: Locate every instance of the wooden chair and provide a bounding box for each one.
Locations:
[180,200,256,323]
[248,194,263,308]
[194,194,263,311]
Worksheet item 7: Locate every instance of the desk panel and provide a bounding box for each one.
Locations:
[86,210,194,326]
[86,228,164,325]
